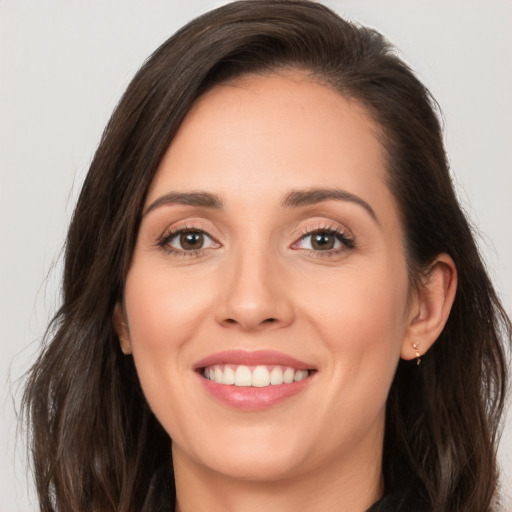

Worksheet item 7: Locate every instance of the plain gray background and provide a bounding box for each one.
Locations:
[1,1,511,510]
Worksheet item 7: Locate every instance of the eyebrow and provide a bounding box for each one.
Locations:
[144,191,223,216]
[143,187,378,224]
[282,188,379,224]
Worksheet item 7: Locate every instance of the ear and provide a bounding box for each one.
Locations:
[113,302,132,355]
[401,253,457,361]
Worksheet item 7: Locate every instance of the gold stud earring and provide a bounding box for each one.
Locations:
[412,342,421,365]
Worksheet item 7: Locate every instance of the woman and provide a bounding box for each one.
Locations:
[22,1,511,511]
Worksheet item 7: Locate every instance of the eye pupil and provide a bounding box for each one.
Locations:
[312,233,335,250]
[180,231,204,250]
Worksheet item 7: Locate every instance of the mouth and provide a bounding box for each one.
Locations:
[194,350,316,409]
[201,364,311,387]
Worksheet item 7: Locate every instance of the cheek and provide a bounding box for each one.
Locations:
[122,264,214,417]
[124,264,211,354]
[300,258,409,392]
[122,264,216,440]
[304,259,408,341]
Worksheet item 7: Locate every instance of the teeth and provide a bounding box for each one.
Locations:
[203,364,310,387]
[283,367,295,384]
[252,366,270,387]
[221,366,235,385]
[234,365,252,386]
[270,366,284,385]
[294,370,308,382]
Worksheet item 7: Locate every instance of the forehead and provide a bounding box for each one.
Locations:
[146,72,395,222]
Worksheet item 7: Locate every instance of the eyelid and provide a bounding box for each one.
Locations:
[290,222,355,252]
[156,222,222,256]
[168,230,218,250]
[153,219,354,257]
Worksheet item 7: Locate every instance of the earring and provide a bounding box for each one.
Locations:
[119,332,131,355]
[118,321,131,355]
[412,342,421,365]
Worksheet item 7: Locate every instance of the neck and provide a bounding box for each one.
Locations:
[172,439,384,512]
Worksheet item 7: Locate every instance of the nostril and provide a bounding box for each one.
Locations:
[223,317,277,327]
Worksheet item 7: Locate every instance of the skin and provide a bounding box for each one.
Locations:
[115,72,456,512]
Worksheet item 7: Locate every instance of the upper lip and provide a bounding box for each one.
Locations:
[193,350,315,371]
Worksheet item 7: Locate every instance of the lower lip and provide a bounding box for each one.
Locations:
[198,373,312,410]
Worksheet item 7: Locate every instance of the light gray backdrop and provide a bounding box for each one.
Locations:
[1,1,511,510]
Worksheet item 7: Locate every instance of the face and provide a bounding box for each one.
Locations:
[117,72,414,483]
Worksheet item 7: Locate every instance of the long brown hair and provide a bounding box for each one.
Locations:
[23,2,511,511]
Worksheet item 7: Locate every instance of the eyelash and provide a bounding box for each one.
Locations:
[156,224,355,257]
[156,225,219,257]
[291,225,355,256]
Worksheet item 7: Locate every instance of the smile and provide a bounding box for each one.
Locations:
[194,350,316,409]
[202,364,310,387]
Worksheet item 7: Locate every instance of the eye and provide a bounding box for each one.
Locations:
[301,232,340,251]
[158,228,219,253]
[292,228,354,252]
[171,231,209,251]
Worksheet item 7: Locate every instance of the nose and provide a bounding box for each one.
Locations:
[214,247,295,332]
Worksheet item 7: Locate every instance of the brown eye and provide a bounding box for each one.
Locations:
[291,228,354,253]
[310,233,336,250]
[165,230,218,252]
[179,231,204,250]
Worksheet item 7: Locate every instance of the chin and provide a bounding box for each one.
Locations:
[202,449,308,482]
[173,424,313,482]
